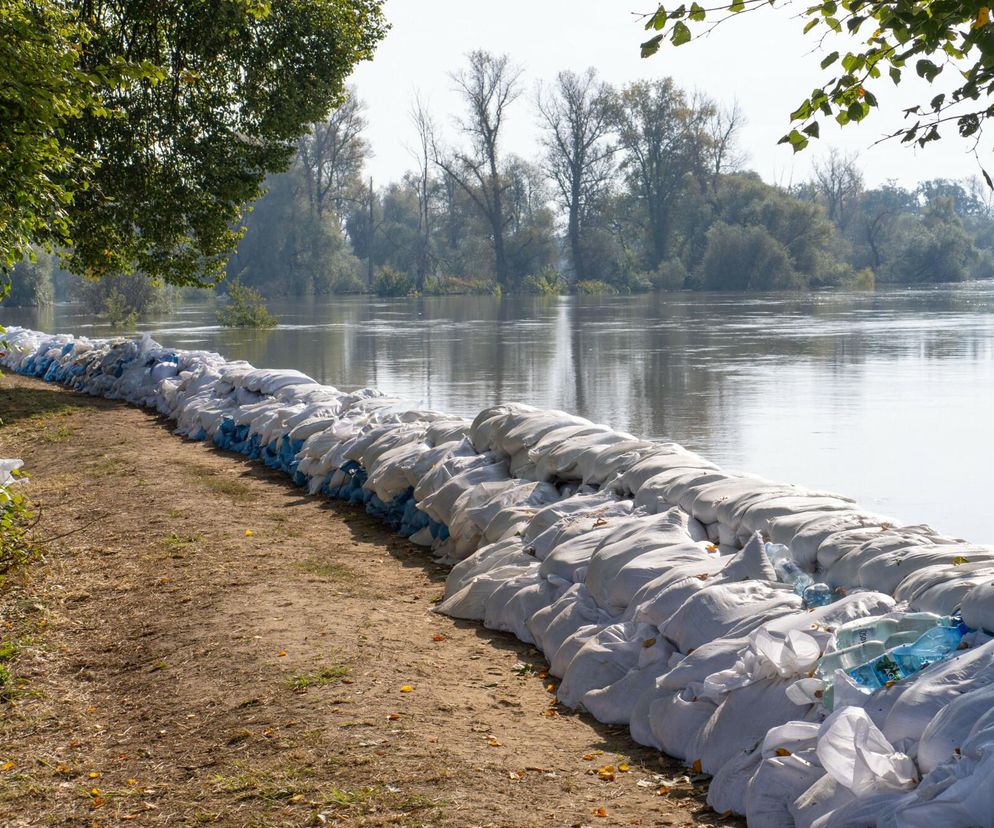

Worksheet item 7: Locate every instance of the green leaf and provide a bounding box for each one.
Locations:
[641,34,664,57]
[803,18,819,33]
[889,66,902,84]
[790,99,813,120]
[729,0,745,11]
[648,7,668,30]
[820,51,839,68]
[689,2,706,21]
[802,121,821,138]
[915,58,941,82]
[671,20,692,45]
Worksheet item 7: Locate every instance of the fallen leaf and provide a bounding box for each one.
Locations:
[657,785,671,796]
[775,747,792,757]
[88,772,100,779]
[508,770,523,780]
[592,806,608,817]
[542,709,558,717]
[618,762,630,772]
[487,737,501,747]
[244,529,254,537]
[399,684,413,693]
[545,683,556,693]
[127,778,138,785]
[91,796,104,808]
[387,713,400,721]
[597,764,616,781]
[691,759,702,774]
[432,634,446,642]
[642,638,657,648]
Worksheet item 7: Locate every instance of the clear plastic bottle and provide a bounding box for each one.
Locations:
[847,625,965,689]
[833,612,949,650]
[817,640,887,678]
[765,542,813,594]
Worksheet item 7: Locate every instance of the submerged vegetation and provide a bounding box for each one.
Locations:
[216,282,279,328]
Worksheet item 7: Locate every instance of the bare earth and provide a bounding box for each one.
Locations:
[0,374,738,828]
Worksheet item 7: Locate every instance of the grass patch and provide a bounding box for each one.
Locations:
[184,465,252,501]
[87,455,128,477]
[286,664,350,691]
[162,532,202,558]
[38,424,71,444]
[296,558,357,582]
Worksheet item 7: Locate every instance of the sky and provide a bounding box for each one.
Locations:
[350,0,988,190]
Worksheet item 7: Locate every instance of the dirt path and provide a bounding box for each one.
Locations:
[0,374,737,828]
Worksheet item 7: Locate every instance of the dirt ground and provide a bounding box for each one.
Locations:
[0,374,739,828]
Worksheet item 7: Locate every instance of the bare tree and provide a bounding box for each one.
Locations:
[432,50,523,290]
[408,94,436,290]
[812,148,864,230]
[536,68,616,283]
[704,99,747,186]
[297,88,369,222]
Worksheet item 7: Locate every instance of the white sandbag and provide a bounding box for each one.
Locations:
[917,682,994,774]
[960,580,994,633]
[818,706,917,796]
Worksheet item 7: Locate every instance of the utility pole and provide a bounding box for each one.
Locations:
[367,176,374,291]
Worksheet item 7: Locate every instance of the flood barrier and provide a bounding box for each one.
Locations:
[3,325,994,826]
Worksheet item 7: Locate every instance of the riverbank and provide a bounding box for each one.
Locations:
[0,374,732,827]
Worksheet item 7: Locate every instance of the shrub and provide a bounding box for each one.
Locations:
[216,281,278,328]
[575,279,618,295]
[652,259,688,291]
[700,222,799,291]
[0,464,33,589]
[373,266,415,297]
[521,267,566,295]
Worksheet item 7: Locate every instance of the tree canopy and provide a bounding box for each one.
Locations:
[639,0,994,158]
[0,0,386,291]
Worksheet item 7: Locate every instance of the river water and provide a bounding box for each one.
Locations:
[4,285,994,542]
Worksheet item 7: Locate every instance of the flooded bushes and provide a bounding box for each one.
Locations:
[216,282,278,328]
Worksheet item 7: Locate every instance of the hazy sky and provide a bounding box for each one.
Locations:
[351,0,988,190]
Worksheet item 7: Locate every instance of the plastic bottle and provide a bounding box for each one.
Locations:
[765,542,813,594]
[847,625,965,689]
[802,583,834,608]
[833,612,949,650]
[816,640,888,678]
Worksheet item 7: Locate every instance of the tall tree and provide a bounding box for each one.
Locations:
[812,148,864,230]
[408,96,436,290]
[537,68,616,283]
[1,0,386,287]
[433,50,523,290]
[612,79,705,270]
[297,89,369,222]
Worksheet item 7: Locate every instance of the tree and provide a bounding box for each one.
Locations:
[812,149,864,230]
[408,96,437,290]
[537,68,616,282]
[433,50,524,290]
[298,89,370,222]
[1,0,386,287]
[639,0,994,153]
[700,222,798,291]
[612,79,706,271]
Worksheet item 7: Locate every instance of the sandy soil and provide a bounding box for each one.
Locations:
[0,374,739,828]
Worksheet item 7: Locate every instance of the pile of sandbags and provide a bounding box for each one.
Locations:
[4,323,994,826]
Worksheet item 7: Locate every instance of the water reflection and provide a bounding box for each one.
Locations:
[4,284,994,542]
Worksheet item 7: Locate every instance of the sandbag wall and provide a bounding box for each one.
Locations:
[3,324,994,827]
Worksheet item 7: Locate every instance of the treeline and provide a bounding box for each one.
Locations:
[224,51,994,297]
[5,50,994,308]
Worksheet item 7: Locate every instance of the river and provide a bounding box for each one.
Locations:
[4,285,993,542]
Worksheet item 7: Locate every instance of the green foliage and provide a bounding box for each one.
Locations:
[373,266,415,297]
[1,0,387,286]
[1,252,55,308]
[0,470,34,589]
[72,272,170,326]
[216,281,278,328]
[575,279,619,295]
[520,267,567,295]
[652,258,689,291]
[701,223,800,291]
[641,0,994,152]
